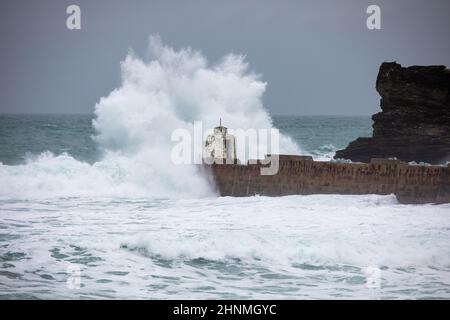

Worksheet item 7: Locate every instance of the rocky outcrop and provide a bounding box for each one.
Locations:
[335,62,450,164]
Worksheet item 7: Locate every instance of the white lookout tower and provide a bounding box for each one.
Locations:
[204,119,237,164]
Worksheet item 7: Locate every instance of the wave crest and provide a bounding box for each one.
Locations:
[0,35,300,199]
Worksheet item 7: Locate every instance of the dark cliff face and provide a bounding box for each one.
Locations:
[335,62,450,164]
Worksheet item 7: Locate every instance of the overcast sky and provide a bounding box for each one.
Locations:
[1,0,449,115]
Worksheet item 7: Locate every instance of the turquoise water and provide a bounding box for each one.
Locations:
[274,115,372,159]
[0,114,99,165]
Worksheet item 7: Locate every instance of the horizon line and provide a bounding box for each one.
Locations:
[0,112,373,117]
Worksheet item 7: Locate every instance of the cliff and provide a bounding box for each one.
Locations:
[204,155,450,204]
[335,62,450,164]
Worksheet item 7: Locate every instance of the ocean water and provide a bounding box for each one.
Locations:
[0,114,371,166]
[1,114,450,299]
[1,38,449,299]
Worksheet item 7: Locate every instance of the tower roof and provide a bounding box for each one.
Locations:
[214,118,227,131]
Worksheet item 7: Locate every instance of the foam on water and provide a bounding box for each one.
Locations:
[1,195,449,299]
[0,35,300,199]
[121,195,450,268]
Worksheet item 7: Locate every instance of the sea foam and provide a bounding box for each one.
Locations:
[0,35,300,199]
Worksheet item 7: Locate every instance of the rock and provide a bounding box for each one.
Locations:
[335,62,450,164]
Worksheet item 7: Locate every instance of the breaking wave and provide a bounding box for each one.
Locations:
[119,195,450,269]
[0,35,300,199]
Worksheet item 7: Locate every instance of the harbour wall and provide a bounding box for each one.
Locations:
[203,155,450,204]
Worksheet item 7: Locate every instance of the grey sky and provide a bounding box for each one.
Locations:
[1,0,449,116]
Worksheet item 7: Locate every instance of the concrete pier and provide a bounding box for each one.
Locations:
[203,155,450,204]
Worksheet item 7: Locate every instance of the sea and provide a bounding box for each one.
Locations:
[1,38,450,299]
[1,114,449,300]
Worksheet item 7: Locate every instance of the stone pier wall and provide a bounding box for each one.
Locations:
[204,155,450,204]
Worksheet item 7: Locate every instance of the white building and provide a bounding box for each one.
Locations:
[204,120,237,164]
